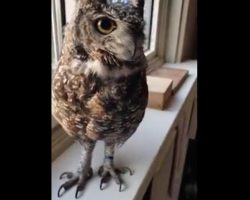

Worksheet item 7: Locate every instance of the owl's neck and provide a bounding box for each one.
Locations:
[84,57,146,79]
[59,43,147,79]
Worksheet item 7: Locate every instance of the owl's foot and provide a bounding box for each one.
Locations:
[57,168,93,199]
[98,166,133,192]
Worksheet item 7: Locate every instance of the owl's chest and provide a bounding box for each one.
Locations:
[52,68,148,138]
[90,71,147,111]
[87,72,148,134]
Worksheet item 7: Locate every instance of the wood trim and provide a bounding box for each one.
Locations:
[154,127,177,173]
[188,98,197,139]
[176,0,197,62]
[165,0,197,63]
[150,139,175,200]
[168,127,179,198]
[166,80,197,199]
[147,57,164,74]
[187,80,197,139]
[133,128,177,200]
[165,0,185,63]
[146,0,170,73]
[155,0,171,59]
[176,0,191,62]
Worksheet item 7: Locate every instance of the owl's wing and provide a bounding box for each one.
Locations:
[52,62,92,137]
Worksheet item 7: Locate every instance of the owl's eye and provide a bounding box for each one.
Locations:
[95,17,116,34]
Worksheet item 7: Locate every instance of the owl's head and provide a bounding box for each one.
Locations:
[71,0,145,61]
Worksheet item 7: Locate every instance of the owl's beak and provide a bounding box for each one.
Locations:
[131,42,137,59]
[130,40,144,61]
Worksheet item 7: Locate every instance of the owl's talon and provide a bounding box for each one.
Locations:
[100,176,111,190]
[57,176,79,197]
[75,185,84,199]
[74,168,93,198]
[57,185,65,197]
[98,165,131,192]
[119,182,123,192]
[100,179,104,190]
[75,188,81,199]
[57,168,93,198]
[116,176,125,192]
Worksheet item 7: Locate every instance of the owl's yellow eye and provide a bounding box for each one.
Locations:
[95,17,116,34]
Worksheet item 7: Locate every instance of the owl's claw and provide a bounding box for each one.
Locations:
[74,169,93,199]
[75,184,84,199]
[98,165,132,192]
[119,183,122,192]
[57,168,93,198]
[57,176,79,197]
[100,179,104,190]
[100,175,111,190]
[75,188,81,199]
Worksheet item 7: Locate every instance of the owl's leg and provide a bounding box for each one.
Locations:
[57,139,96,199]
[98,142,133,192]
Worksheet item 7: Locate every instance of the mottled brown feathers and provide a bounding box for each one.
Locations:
[52,0,148,146]
[52,66,148,144]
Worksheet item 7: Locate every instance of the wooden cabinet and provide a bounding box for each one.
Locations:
[146,80,197,200]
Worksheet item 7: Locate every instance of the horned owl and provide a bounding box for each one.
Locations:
[52,0,148,198]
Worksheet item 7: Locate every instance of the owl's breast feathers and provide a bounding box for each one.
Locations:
[52,66,148,143]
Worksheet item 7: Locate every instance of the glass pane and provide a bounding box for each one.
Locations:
[52,0,56,69]
[143,0,154,51]
[52,34,55,66]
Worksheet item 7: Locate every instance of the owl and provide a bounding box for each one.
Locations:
[52,0,148,198]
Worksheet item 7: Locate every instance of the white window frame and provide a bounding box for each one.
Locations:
[52,0,63,69]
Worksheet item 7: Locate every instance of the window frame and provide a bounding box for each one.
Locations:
[51,0,64,69]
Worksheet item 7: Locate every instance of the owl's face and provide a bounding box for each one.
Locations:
[73,0,145,61]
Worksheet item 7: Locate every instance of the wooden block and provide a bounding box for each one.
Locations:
[149,67,189,93]
[147,76,173,110]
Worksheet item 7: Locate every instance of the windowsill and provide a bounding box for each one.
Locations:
[52,60,197,200]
